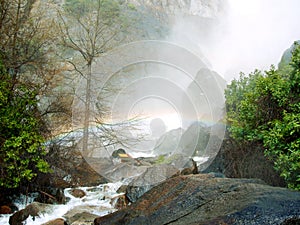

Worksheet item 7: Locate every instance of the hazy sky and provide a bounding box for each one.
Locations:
[202,0,300,81]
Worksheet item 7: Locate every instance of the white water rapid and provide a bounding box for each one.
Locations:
[0,182,123,224]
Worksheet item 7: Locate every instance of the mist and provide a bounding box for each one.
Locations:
[167,0,300,82]
[202,0,300,81]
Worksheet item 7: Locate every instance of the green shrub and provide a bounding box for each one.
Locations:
[0,62,50,188]
[225,43,300,190]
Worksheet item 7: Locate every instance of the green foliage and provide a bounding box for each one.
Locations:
[0,62,50,189]
[225,43,300,190]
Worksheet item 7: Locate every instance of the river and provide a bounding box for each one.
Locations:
[0,182,123,224]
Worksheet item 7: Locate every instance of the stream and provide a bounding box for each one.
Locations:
[0,182,123,224]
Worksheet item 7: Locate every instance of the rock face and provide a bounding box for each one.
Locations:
[118,156,197,203]
[125,164,180,202]
[178,122,210,157]
[153,128,184,155]
[204,130,286,187]
[278,40,300,69]
[130,0,228,18]
[94,175,300,225]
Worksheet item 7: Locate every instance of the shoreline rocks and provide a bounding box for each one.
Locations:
[94,175,300,225]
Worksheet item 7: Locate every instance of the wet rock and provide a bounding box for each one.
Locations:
[94,175,300,225]
[56,188,66,204]
[63,205,112,223]
[0,205,12,214]
[65,212,99,225]
[69,189,86,198]
[110,194,129,210]
[42,218,68,225]
[9,209,29,225]
[9,202,52,225]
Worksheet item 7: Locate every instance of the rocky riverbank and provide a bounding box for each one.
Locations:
[95,174,300,225]
[3,165,300,224]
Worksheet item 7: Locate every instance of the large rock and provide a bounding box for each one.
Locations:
[0,205,12,214]
[9,202,53,225]
[178,121,210,157]
[114,155,197,203]
[153,128,184,155]
[69,189,86,198]
[204,130,286,187]
[64,211,102,225]
[103,163,148,182]
[42,218,67,225]
[94,175,300,225]
[125,164,179,202]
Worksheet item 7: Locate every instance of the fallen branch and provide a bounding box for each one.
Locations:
[38,190,57,201]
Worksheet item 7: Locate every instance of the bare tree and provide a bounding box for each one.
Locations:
[0,0,71,135]
[58,0,140,155]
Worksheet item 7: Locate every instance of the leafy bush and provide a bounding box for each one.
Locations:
[225,43,300,190]
[0,62,50,188]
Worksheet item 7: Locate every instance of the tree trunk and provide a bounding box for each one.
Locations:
[82,62,92,155]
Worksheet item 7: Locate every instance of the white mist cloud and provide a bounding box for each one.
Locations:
[200,0,300,81]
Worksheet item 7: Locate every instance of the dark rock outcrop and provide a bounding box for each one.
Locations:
[94,175,300,225]
[204,130,286,187]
